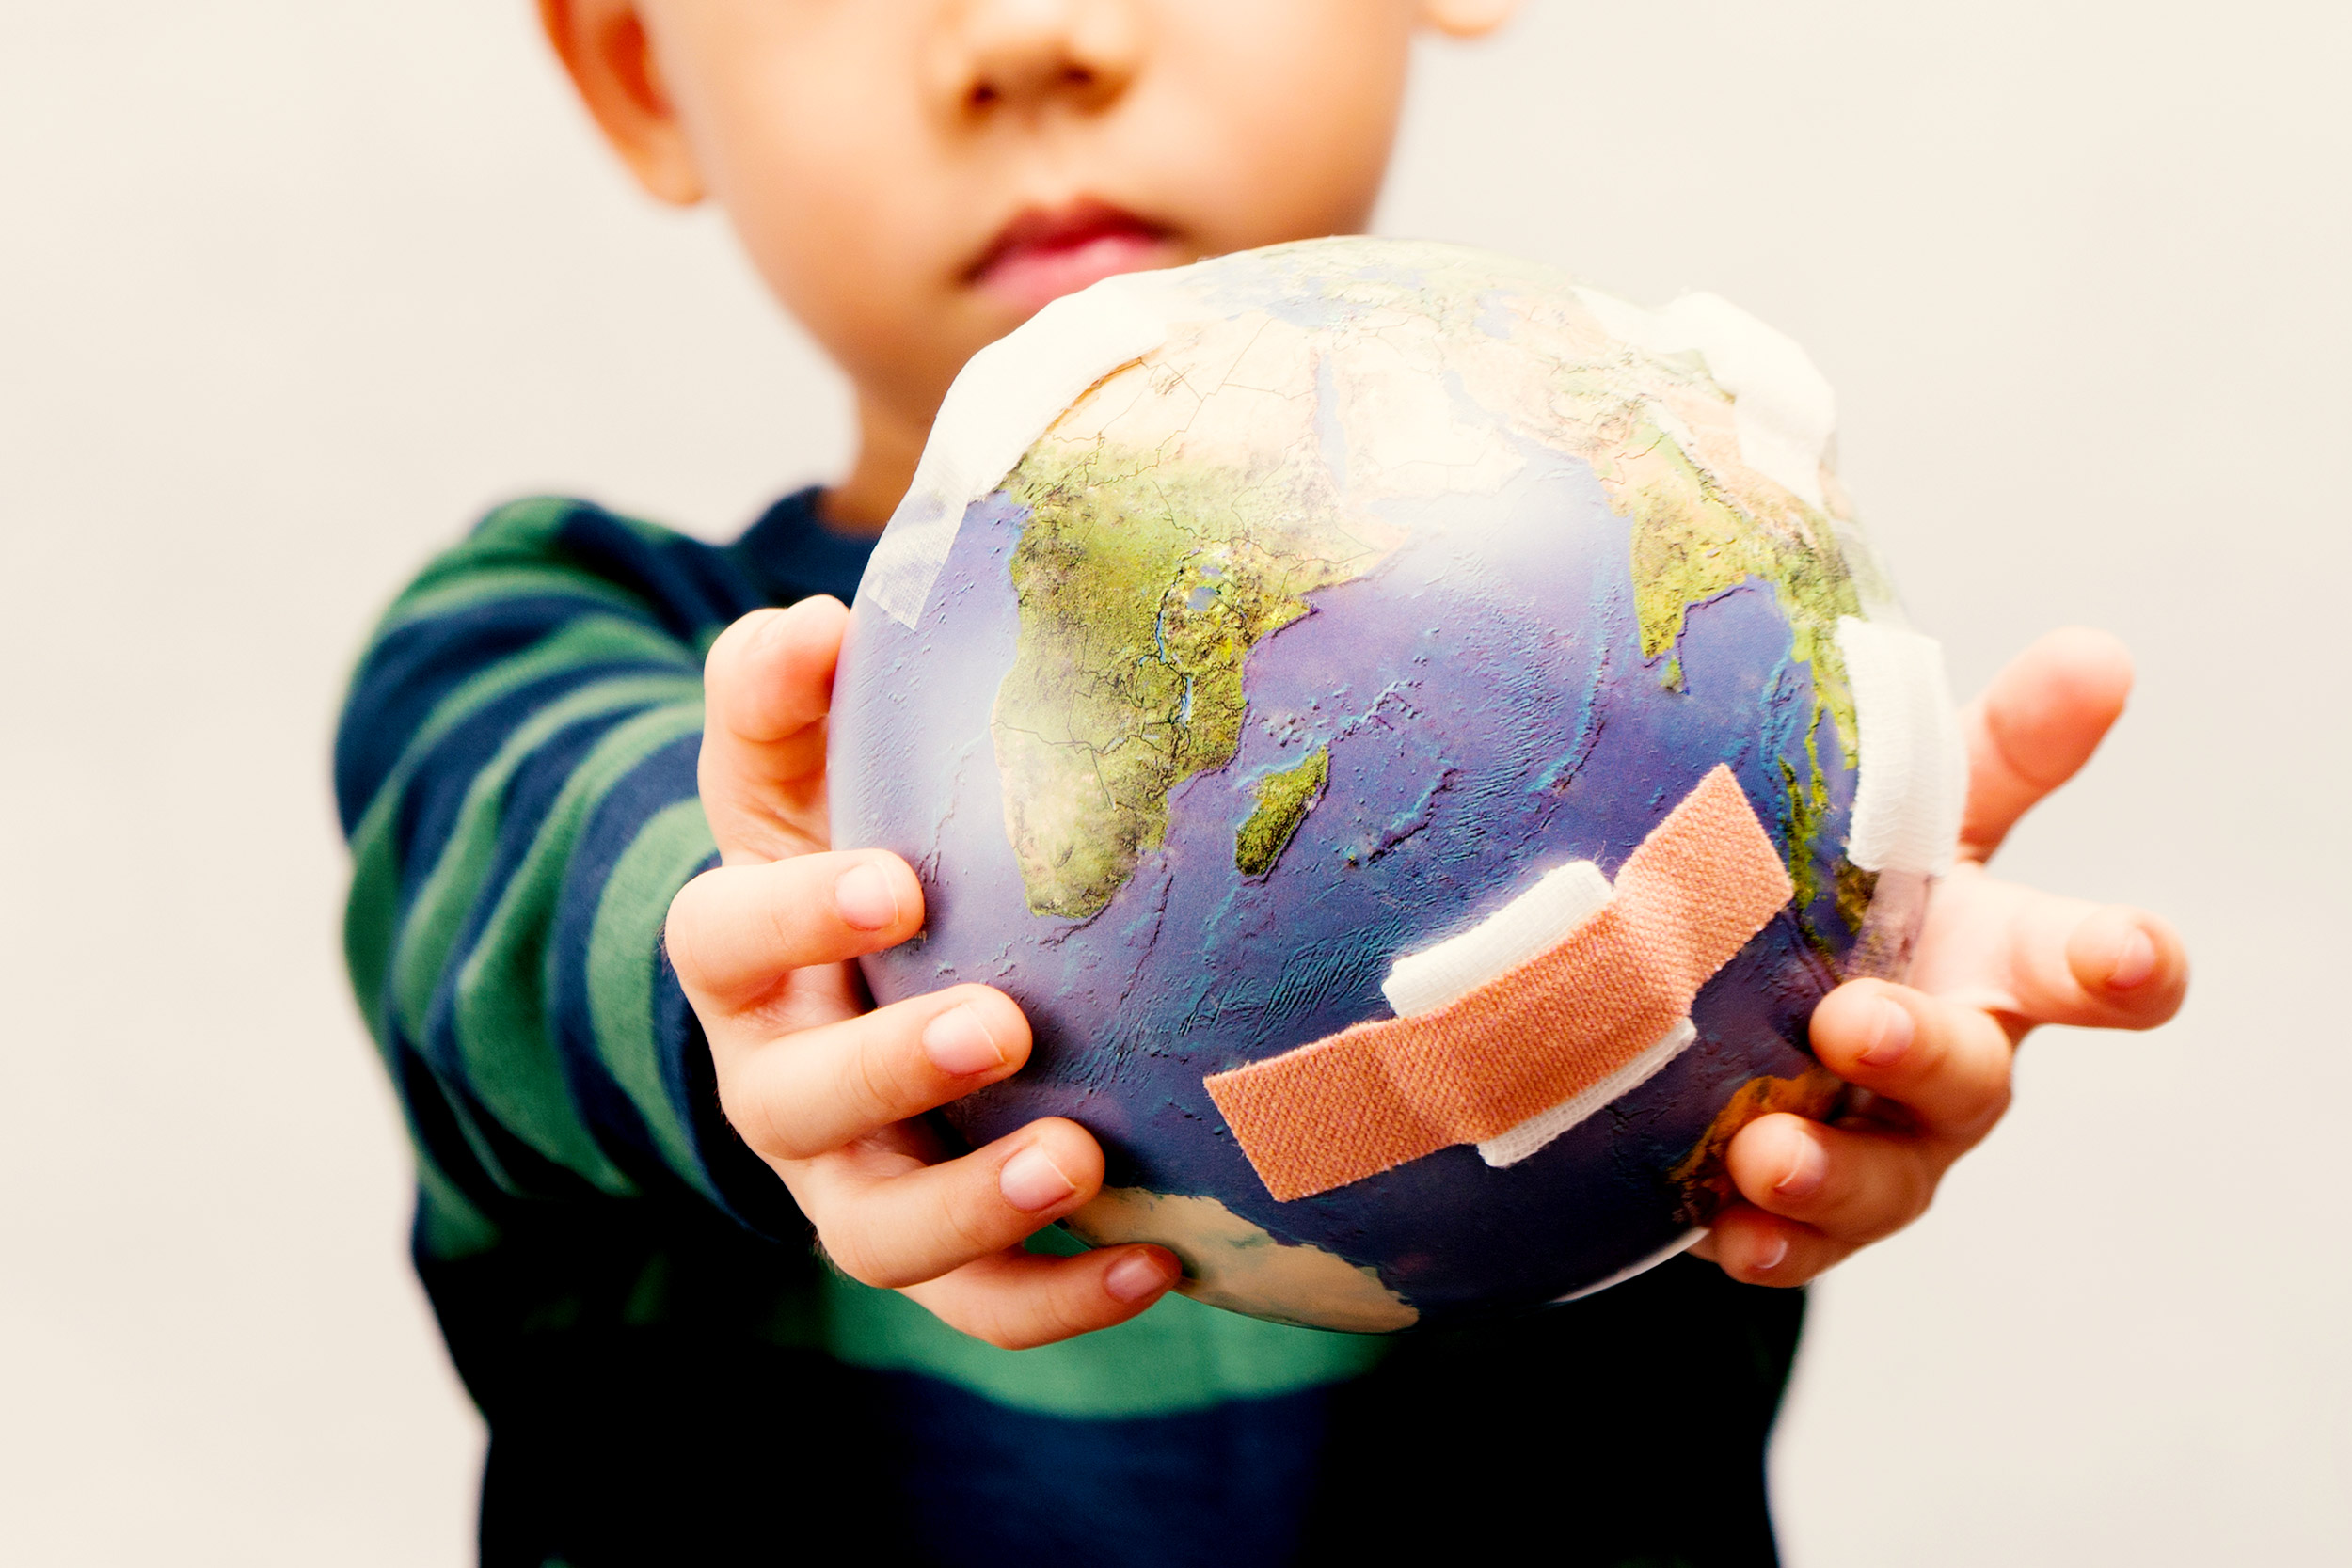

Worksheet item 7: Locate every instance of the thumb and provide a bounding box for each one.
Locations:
[698,596,848,864]
[1957,626,2132,863]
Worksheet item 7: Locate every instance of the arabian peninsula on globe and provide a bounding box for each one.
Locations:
[829,237,1964,1332]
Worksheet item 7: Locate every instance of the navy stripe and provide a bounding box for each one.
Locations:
[674,970,811,1241]
[551,512,767,646]
[337,594,610,832]
[732,485,876,606]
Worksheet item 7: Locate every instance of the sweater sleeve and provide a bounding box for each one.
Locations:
[336,497,804,1259]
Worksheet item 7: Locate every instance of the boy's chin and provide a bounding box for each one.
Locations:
[970,230,1183,315]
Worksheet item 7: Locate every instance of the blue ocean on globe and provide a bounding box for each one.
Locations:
[831,239,1931,1331]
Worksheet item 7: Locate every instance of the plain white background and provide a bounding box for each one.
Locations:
[2,2,2344,1561]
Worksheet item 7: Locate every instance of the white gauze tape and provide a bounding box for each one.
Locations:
[1837,616,1967,876]
[1382,861,1611,1017]
[861,275,1179,629]
[1571,286,1837,511]
[1475,1019,1697,1168]
[1378,858,1698,1170]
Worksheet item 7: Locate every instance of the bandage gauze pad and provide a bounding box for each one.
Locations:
[830,238,1963,1332]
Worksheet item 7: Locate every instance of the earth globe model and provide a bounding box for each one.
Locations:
[829,237,1964,1332]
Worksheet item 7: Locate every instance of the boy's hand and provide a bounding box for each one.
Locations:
[675,608,2183,1321]
[1696,628,2188,1285]
[666,597,1180,1349]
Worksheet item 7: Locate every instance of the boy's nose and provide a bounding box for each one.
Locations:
[933,0,1143,119]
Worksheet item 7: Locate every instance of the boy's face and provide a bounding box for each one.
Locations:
[548,0,1512,506]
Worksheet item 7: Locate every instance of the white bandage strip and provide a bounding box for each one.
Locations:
[1382,861,1611,1017]
[863,274,1180,629]
[1836,616,1967,876]
[1378,859,1699,1169]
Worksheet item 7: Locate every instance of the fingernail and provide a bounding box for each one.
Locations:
[1000,1146,1078,1212]
[2106,928,2157,990]
[1104,1249,1175,1304]
[834,863,898,931]
[1774,1132,1827,1199]
[921,1005,1005,1077]
[1859,997,1915,1068]
[752,606,796,650]
[1754,1234,1789,1274]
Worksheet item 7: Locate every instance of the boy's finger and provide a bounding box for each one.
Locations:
[666,851,924,1006]
[1809,980,2013,1140]
[1698,1203,1848,1288]
[803,1117,1106,1291]
[1956,626,2132,863]
[2001,896,2190,1035]
[899,1244,1182,1350]
[698,597,849,864]
[719,984,1031,1161]
[1722,1113,1940,1244]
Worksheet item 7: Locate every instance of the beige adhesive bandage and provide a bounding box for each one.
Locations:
[1202,766,1793,1201]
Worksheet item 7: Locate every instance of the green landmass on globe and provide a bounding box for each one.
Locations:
[1233,744,1328,877]
[993,442,1391,918]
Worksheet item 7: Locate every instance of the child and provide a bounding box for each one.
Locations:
[336,3,2186,1562]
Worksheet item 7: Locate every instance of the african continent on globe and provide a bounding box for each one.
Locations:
[830,237,1962,1331]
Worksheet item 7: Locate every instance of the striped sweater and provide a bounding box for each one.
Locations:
[337,488,1804,1568]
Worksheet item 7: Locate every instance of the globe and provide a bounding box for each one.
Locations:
[829,237,1960,1331]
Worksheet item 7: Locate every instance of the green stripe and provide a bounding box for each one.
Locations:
[821,1268,1386,1418]
[379,498,691,624]
[453,495,580,556]
[393,615,692,773]
[382,565,650,636]
[344,863,404,1067]
[586,796,722,1199]
[384,497,583,605]
[450,702,708,1197]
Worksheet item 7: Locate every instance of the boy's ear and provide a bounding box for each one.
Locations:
[1417,0,1519,38]
[539,0,704,206]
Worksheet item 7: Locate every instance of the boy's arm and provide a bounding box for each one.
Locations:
[342,501,1179,1338]
[338,499,817,1245]
[1693,629,2190,1282]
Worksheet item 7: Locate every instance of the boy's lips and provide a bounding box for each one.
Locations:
[966,200,1175,312]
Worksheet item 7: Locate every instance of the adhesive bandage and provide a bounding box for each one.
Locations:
[1203,767,1792,1201]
